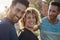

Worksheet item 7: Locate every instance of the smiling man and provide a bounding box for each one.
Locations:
[39,2,60,40]
[0,0,29,40]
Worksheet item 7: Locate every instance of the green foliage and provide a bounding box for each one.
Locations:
[30,0,35,2]
[46,0,52,5]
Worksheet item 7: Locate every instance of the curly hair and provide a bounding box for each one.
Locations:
[20,7,41,28]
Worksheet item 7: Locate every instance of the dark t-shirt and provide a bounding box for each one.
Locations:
[0,18,18,40]
[19,28,38,40]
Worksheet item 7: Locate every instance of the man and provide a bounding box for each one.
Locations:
[39,2,60,40]
[0,0,29,40]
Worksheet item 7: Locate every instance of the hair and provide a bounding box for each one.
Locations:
[20,7,41,28]
[11,0,29,8]
[50,2,60,10]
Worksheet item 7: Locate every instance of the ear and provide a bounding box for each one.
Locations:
[59,10,60,14]
[58,10,60,14]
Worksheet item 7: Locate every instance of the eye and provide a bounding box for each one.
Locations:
[32,16,35,19]
[28,17,31,19]
[49,9,56,13]
[16,9,20,12]
[52,10,56,13]
[22,11,25,14]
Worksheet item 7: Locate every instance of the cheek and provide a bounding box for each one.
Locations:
[26,19,29,23]
[25,19,28,23]
[32,18,36,24]
[11,9,16,16]
[34,19,36,24]
[16,13,21,17]
[25,20,29,26]
[10,10,15,18]
[53,13,57,16]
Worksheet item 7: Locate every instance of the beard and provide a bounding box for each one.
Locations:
[49,15,57,20]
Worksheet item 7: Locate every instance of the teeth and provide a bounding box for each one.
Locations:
[30,23,34,24]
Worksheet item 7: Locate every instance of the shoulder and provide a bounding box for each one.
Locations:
[0,18,9,26]
[19,29,32,37]
[42,17,47,21]
[20,29,29,35]
[57,19,60,24]
[0,18,14,31]
[0,18,8,27]
[38,17,48,29]
[0,18,9,25]
[18,29,27,39]
[41,17,48,23]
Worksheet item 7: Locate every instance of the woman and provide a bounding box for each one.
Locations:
[19,7,41,40]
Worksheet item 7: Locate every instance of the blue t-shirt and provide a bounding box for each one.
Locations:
[0,18,18,40]
[39,17,60,40]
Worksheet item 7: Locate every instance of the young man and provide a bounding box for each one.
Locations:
[0,0,29,40]
[39,2,60,40]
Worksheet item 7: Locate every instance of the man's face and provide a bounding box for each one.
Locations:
[48,5,59,20]
[10,3,26,23]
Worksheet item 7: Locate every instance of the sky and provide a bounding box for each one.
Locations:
[42,0,46,1]
[0,0,12,12]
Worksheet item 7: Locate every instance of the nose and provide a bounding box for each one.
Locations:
[16,12,21,19]
[49,11,54,15]
[49,12,52,15]
[30,18,35,22]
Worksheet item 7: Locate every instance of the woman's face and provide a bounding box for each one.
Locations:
[25,13,36,29]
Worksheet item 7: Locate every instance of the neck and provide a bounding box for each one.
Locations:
[48,18,58,24]
[24,26,34,33]
[5,14,14,24]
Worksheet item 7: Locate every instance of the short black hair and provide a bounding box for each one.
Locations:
[11,0,29,8]
[50,2,60,10]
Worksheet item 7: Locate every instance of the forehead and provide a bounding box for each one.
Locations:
[49,5,58,10]
[14,3,26,11]
[26,13,36,17]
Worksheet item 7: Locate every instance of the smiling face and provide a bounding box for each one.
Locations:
[24,13,36,29]
[20,8,40,30]
[48,5,59,20]
[9,3,26,23]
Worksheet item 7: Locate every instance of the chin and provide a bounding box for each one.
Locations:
[14,20,19,23]
[29,26,34,28]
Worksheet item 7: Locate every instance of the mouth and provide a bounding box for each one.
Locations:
[29,22,34,25]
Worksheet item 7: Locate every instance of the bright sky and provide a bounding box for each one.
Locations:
[42,0,46,1]
[0,0,12,12]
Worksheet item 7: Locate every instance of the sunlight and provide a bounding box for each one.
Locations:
[42,0,46,1]
[0,0,12,12]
